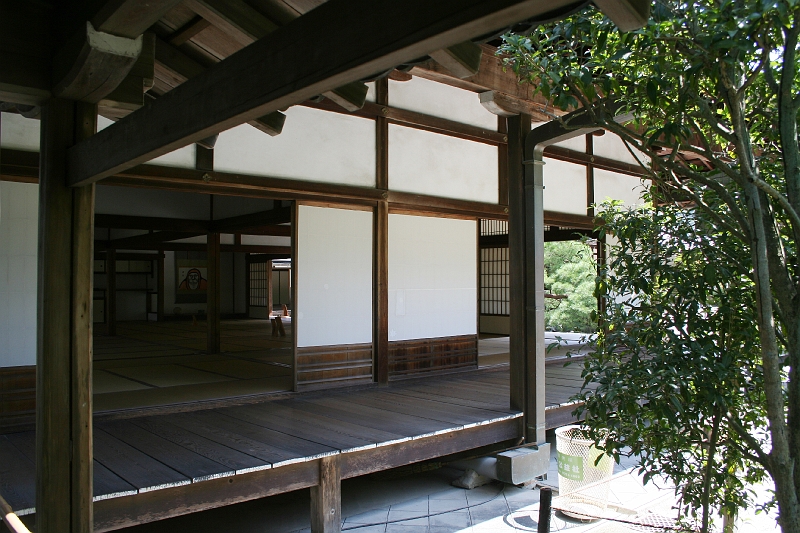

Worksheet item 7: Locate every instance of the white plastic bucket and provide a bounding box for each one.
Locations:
[555,425,614,520]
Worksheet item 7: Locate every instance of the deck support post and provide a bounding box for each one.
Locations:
[311,455,341,533]
[521,105,610,444]
[37,98,96,533]
[207,231,221,354]
[107,248,117,335]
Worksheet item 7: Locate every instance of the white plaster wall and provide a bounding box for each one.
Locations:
[552,135,586,152]
[594,169,647,206]
[542,157,587,215]
[388,125,498,203]
[0,113,40,151]
[296,206,372,347]
[593,132,648,166]
[214,107,376,187]
[0,181,38,367]
[388,215,476,341]
[389,77,497,130]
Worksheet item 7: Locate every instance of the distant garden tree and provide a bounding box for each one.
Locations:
[500,1,800,531]
[544,241,596,332]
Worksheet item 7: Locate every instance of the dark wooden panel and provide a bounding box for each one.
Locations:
[93,460,319,533]
[388,335,477,379]
[0,366,36,434]
[296,344,373,391]
[340,416,522,479]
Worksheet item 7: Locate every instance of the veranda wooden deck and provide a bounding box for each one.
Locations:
[0,363,590,532]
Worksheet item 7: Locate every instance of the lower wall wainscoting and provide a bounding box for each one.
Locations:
[296,344,373,391]
[388,335,478,379]
[0,366,36,434]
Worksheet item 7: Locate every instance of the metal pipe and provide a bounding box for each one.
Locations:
[537,487,552,533]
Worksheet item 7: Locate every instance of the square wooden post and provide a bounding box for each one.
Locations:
[374,77,389,384]
[106,248,116,336]
[207,232,221,354]
[37,98,96,533]
[311,455,341,533]
[266,259,274,317]
[157,250,165,321]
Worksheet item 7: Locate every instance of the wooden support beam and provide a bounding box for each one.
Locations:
[211,206,292,233]
[108,230,204,249]
[36,99,96,533]
[592,0,650,32]
[99,32,156,116]
[323,82,369,112]
[106,248,117,336]
[94,214,208,232]
[52,22,142,103]
[153,37,286,135]
[91,0,185,39]
[207,232,221,354]
[429,41,483,79]
[186,0,279,46]
[67,0,581,186]
[168,16,212,47]
[266,260,274,317]
[479,90,551,121]
[311,455,341,533]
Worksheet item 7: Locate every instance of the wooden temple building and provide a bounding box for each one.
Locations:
[0,0,650,531]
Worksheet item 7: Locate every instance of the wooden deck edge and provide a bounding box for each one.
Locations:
[90,415,523,532]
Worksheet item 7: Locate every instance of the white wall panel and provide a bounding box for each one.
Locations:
[594,169,647,206]
[542,157,587,215]
[0,113,40,151]
[215,106,375,187]
[388,215,476,341]
[388,125,498,203]
[296,206,372,347]
[389,77,497,130]
[0,181,38,367]
[593,132,648,166]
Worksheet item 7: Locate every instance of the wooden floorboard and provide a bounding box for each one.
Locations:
[0,365,597,527]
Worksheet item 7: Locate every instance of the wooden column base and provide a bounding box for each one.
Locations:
[310,455,341,533]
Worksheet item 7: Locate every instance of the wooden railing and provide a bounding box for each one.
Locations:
[0,494,31,533]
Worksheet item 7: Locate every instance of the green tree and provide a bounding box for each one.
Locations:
[500,1,800,530]
[544,241,597,332]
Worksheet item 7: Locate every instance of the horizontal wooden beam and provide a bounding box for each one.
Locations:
[66,0,580,186]
[479,90,550,121]
[429,41,483,79]
[94,214,208,232]
[211,207,292,233]
[106,230,203,249]
[543,145,648,177]
[96,239,291,254]
[91,0,185,39]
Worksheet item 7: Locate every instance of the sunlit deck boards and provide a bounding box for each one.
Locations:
[0,364,590,531]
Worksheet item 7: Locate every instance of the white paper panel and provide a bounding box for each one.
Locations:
[297,206,373,347]
[388,125,498,203]
[0,181,39,367]
[388,215,476,341]
[542,157,587,215]
[593,132,648,166]
[215,106,376,187]
[0,113,40,151]
[594,169,647,206]
[389,77,497,130]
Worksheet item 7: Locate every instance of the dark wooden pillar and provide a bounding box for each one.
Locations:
[374,200,389,384]
[207,232,221,354]
[106,248,116,336]
[157,250,165,321]
[311,455,341,533]
[374,77,389,384]
[37,98,96,533]
[508,114,530,414]
[266,259,274,317]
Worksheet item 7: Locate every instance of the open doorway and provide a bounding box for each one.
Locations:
[92,187,294,411]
